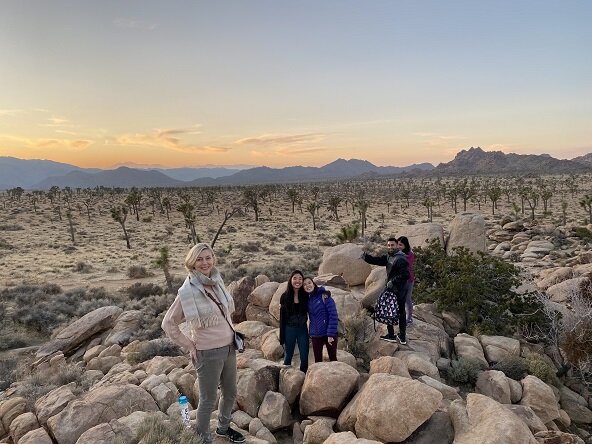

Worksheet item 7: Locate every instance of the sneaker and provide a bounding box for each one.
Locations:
[406,319,413,325]
[215,426,246,443]
[379,334,397,343]
[396,334,407,345]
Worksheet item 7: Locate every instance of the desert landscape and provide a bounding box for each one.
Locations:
[1,164,592,444]
[1,1,591,442]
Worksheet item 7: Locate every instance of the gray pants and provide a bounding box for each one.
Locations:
[194,345,237,444]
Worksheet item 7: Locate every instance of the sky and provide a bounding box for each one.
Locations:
[0,0,591,169]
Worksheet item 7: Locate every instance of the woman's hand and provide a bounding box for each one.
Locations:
[189,346,198,362]
[327,337,334,345]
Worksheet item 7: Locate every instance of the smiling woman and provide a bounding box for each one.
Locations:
[161,243,245,443]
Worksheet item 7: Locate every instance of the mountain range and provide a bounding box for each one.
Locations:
[435,147,592,175]
[1,148,590,189]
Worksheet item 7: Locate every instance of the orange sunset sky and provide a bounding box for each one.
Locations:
[1,1,591,169]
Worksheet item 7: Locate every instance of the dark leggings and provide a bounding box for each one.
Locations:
[311,336,338,362]
[283,325,309,372]
[387,289,407,341]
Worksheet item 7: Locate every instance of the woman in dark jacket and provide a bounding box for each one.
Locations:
[304,277,339,363]
[279,270,309,372]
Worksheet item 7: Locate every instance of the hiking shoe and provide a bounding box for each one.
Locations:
[215,426,246,443]
[396,335,408,345]
[379,334,397,343]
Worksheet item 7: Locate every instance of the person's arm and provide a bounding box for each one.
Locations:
[325,297,339,340]
[161,295,195,355]
[362,252,387,266]
[279,293,286,345]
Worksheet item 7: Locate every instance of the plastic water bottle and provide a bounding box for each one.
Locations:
[179,395,190,428]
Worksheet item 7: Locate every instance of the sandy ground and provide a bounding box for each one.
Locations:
[0,177,590,292]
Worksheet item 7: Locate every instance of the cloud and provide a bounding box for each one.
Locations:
[33,138,92,150]
[0,109,23,117]
[235,133,324,146]
[235,132,328,156]
[275,146,328,155]
[116,128,229,154]
[113,17,157,31]
[0,134,92,151]
[413,132,467,147]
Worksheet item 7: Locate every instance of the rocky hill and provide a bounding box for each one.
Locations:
[434,147,592,175]
[572,153,592,166]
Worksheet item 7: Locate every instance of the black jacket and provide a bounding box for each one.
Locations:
[279,291,309,345]
[363,250,410,293]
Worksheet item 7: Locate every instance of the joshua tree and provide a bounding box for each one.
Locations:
[306,201,320,230]
[422,197,435,222]
[487,185,502,215]
[111,205,131,249]
[525,190,539,221]
[287,188,299,213]
[82,191,96,221]
[311,186,321,202]
[541,189,553,214]
[243,186,261,221]
[327,195,341,221]
[47,186,60,204]
[458,178,476,212]
[125,188,142,221]
[561,200,568,226]
[65,210,75,244]
[354,199,369,236]
[177,201,199,244]
[162,197,171,220]
[211,207,239,248]
[154,246,174,293]
[580,194,592,224]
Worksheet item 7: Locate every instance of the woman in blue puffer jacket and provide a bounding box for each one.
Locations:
[304,277,339,362]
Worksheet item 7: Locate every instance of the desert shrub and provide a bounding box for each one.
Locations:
[5,285,117,336]
[574,226,592,241]
[142,216,152,222]
[239,241,261,252]
[125,293,176,341]
[127,265,152,278]
[446,357,482,387]
[0,224,24,231]
[127,338,183,365]
[342,310,373,370]
[414,239,545,336]
[125,282,164,299]
[556,284,592,379]
[284,244,297,252]
[336,221,360,243]
[15,362,85,410]
[0,332,30,352]
[492,355,529,380]
[75,261,93,273]
[0,238,14,250]
[0,358,18,391]
[136,415,203,444]
[526,353,560,386]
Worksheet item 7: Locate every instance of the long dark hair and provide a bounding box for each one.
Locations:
[398,236,411,254]
[287,269,305,297]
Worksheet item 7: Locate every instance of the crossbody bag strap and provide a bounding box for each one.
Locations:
[203,289,236,333]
